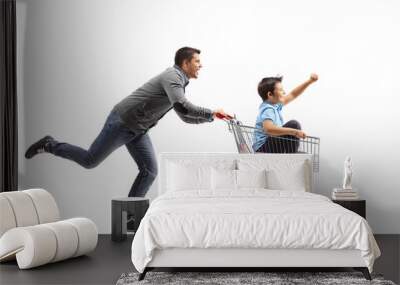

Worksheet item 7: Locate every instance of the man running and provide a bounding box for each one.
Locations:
[25,47,230,197]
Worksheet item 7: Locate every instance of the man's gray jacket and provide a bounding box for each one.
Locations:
[113,65,214,132]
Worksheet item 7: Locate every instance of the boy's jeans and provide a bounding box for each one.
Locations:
[48,110,157,197]
[256,120,301,153]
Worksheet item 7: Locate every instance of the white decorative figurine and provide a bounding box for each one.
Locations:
[342,156,353,190]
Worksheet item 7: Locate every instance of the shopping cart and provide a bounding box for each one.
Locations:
[226,117,320,172]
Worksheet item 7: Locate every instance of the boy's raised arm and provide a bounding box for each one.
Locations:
[282,73,318,105]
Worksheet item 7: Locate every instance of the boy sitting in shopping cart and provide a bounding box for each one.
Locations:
[253,74,318,153]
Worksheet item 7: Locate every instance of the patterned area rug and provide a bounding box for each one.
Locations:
[116,271,396,285]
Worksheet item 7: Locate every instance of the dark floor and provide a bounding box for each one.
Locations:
[0,234,398,285]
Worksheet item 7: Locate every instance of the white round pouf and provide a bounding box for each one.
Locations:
[65,218,98,257]
[0,226,57,269]
[42,221,79,262]
[0,189,98,269]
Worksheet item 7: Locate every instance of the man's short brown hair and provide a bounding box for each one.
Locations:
[174,47,201,67]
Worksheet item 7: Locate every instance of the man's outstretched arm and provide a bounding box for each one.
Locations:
[173,106,232,124]
[161,74,214,122]
[172,100,214,123]
[162,73,230,123]
[173,102,213,124]
[281,73,318,106]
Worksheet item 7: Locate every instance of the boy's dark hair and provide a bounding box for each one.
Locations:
[257,76,283,101]
[174,47,201,67]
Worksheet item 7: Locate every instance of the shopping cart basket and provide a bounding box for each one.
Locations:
[226,117,320,172]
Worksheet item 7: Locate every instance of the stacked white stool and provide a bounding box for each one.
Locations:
[0,188,98,269]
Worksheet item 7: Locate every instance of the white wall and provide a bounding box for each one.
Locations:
[17,0,400,233]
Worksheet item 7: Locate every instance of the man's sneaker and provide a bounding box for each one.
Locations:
[25,136,54,159]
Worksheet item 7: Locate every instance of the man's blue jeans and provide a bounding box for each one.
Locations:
[48,110,157,197]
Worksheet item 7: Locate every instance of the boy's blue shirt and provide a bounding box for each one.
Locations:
[253,101,284,151]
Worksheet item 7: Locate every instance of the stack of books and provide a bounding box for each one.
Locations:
[332,188,359,200]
